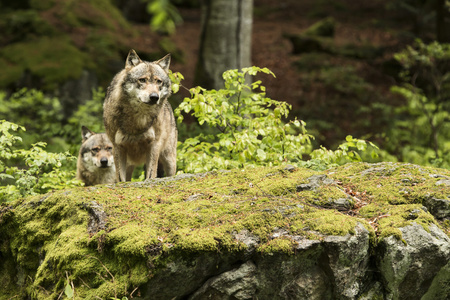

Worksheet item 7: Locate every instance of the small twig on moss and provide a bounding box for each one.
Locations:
[78,276,91,289]
[86,255,115,282]
[36,284,50,295]
[95,271,108,281]
[130,286,139,298]
[86,255,117,298]
[247,179,273,199]
[56,290,64,300]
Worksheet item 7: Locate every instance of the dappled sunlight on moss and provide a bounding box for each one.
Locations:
[258,237,296,255]
[303,210,357,236]
[329,162,449,241]
[329,162,450,205]
[376,204,437,240]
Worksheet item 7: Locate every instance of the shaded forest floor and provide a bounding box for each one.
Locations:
[129,0,421,149]
[1,0,424,151]
[0,0,436,153]
[24,0,428,150]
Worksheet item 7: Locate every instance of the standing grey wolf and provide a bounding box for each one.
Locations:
[76,126,115,186]
[103,49,177,182]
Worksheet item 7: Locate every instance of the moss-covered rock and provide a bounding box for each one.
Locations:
[286,17,384,60]
[303,17,337,38]
[0,37,90,89]
[0,162,449,299]
[377,223,450,300]
[0,0,141,90]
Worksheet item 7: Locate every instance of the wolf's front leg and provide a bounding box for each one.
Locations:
[160,148,176,177]
[145,145,160,179]
[116,147,128,182]
[113,148,121,183]
[126,165,135,181]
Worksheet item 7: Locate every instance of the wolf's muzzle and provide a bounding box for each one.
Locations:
[149,93,160,103]
[100,157,109,168]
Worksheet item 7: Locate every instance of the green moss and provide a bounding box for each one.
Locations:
[30,0,55,11]
[328,162,449,241]
[0,10,56,39]
[304,210,357,236]
[1,163,448,298]
[359,203,383,219]
[258,237,296,255]
[441,219,450,237]
[376,204,437,241]
[108,224,159,257]
[0,190,150,299]
[240,211,287,242]
[329,162,450,205]
[303,17,336,37]
[56,0,130,30]
[0,37,91,89]
[0,0,140,90]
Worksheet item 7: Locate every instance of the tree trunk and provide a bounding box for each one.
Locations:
[194,0,253,90]
[437,0,450,42]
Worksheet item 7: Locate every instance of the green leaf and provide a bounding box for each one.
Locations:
[256,149,267,161]
[356,140,367,151]
[65,282,74,299]
[172,83,180,93]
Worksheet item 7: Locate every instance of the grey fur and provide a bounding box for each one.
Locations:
[103,50,177,182]
[76,126,115,186]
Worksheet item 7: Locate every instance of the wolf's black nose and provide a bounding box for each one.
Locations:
[149,93,159,102]
[100,157,109,167]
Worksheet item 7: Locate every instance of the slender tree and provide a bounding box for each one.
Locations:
[194,0,253,89]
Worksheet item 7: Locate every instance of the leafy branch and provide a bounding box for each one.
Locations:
[0,120,81,202]
[390,40,450,166]
[174,67,379,173]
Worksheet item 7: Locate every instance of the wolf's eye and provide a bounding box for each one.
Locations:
[91,147,100,153]
[156,79,163,85]
[138,78,146,83]
[106,146,113,151]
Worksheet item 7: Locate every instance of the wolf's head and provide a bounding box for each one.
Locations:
[80,126,115,171]
[122,50,172,106]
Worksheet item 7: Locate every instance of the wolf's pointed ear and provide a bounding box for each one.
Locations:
[126,49,142,68]
[156,54,171,72]
[81,126,95,142]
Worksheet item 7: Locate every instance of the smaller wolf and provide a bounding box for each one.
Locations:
[76,126,115,186]
[103,49,177,182]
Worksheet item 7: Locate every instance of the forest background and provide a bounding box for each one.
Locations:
[0,0,449,201]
